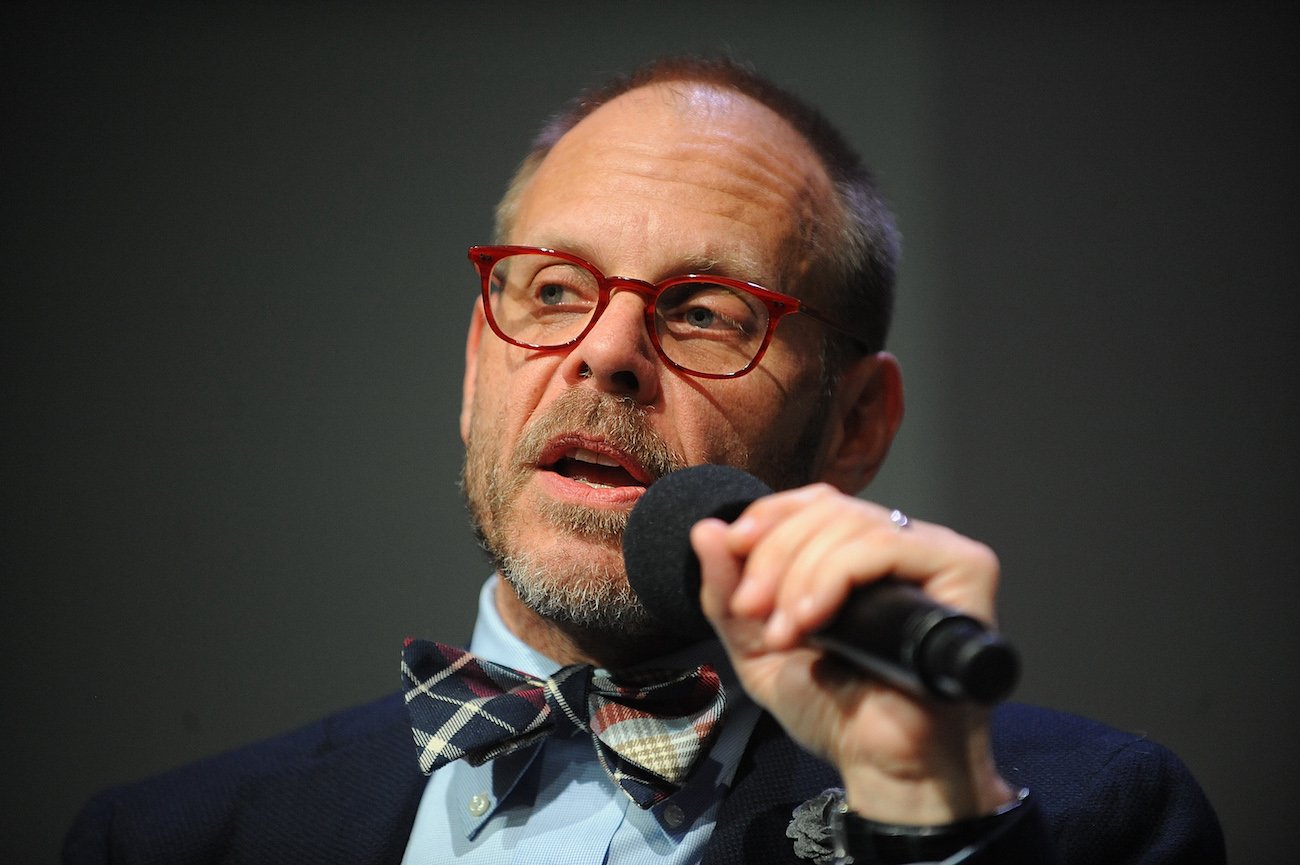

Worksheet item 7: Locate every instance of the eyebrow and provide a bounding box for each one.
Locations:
[531,238,769,286]
[682,254,779,292]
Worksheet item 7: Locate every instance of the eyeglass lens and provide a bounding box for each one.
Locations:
[486,251,771,376]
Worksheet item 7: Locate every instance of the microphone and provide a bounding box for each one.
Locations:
[623,465,1020,704]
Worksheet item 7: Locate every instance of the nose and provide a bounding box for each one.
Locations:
[561,279,661,403]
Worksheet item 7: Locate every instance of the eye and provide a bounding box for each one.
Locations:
[658,282,763,338]
[683,306,717,328]
[525,263,597,309]
[538,283,569,305]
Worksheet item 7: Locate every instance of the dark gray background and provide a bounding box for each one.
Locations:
[4,2,1296,862]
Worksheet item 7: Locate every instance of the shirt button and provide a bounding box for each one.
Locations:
[467,792,491,817]
[662,803,686,828]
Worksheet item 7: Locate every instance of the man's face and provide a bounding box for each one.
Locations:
[461,83,840,634]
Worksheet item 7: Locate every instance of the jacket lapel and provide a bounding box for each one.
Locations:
[226,694,426,865]
[703,713,840,865]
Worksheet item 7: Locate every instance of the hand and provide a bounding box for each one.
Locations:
[691,483,1015,824]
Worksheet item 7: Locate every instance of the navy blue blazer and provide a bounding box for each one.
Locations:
[64,696,1224,864]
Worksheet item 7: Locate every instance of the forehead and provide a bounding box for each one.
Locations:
[509,82,833,287]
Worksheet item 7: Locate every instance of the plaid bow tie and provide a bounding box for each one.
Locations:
[401,639,727,808]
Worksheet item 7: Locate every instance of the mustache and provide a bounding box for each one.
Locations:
[512,388,686,481]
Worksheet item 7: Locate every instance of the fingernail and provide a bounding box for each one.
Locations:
[794,595,820,627]
[732,576,757,610]
[764,609,792,646]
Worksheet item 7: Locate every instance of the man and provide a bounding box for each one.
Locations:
[65,57,1223,864]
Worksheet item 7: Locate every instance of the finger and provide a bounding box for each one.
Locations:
[726,483,840,557]
[736,493,898,634]
[693,517,739,622]
[729,485,865,617]
[745,505,1002,644]
[691,518,766,658]
[724,484,1003,649]
[761,503,896,615]
[772,522,1002,639]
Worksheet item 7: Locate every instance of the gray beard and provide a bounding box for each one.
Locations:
[463,388,684,636]
[462,384,832,640]
[496,547,656,634]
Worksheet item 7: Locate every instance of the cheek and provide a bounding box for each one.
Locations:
[469,350,561,446]
[678,365,828,480]
[667,380,798,459]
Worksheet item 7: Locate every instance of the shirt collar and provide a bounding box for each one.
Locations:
[446,575,760,841]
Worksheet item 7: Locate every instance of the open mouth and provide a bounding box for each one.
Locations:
[543,444,651,490]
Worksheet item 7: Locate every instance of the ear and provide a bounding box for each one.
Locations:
[817,351,904,494]
[460,298,487,444]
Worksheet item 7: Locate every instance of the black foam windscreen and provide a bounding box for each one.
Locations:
[623,464,772,641]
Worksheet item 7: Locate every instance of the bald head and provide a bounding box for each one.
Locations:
[494,57,899,361]
[508,82,835,304]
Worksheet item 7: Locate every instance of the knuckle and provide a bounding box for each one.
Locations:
[964,540,1002,583]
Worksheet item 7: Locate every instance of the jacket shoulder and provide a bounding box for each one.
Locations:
[706,704,1223,865]
[990,703,1225,864]
[64,694,410,865]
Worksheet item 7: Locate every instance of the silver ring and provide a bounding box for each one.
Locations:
[888,509,910,530]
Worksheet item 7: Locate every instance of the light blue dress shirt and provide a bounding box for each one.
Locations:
[401,577,762,864]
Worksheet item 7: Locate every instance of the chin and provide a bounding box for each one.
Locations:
[497,544,654,636]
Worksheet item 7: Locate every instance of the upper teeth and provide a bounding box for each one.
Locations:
[567,447,620,467]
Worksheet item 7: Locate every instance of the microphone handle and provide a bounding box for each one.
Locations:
[810,580,1020,705]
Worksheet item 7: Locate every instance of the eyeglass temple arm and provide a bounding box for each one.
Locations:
[796,303,875,351]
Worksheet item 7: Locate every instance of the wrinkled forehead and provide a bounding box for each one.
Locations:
[512,82,836,288]
[551,81,830,201]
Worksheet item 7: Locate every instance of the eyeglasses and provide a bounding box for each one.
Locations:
[468,245,861,379]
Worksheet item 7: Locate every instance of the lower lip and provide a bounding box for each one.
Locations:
[536,469,647,507]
